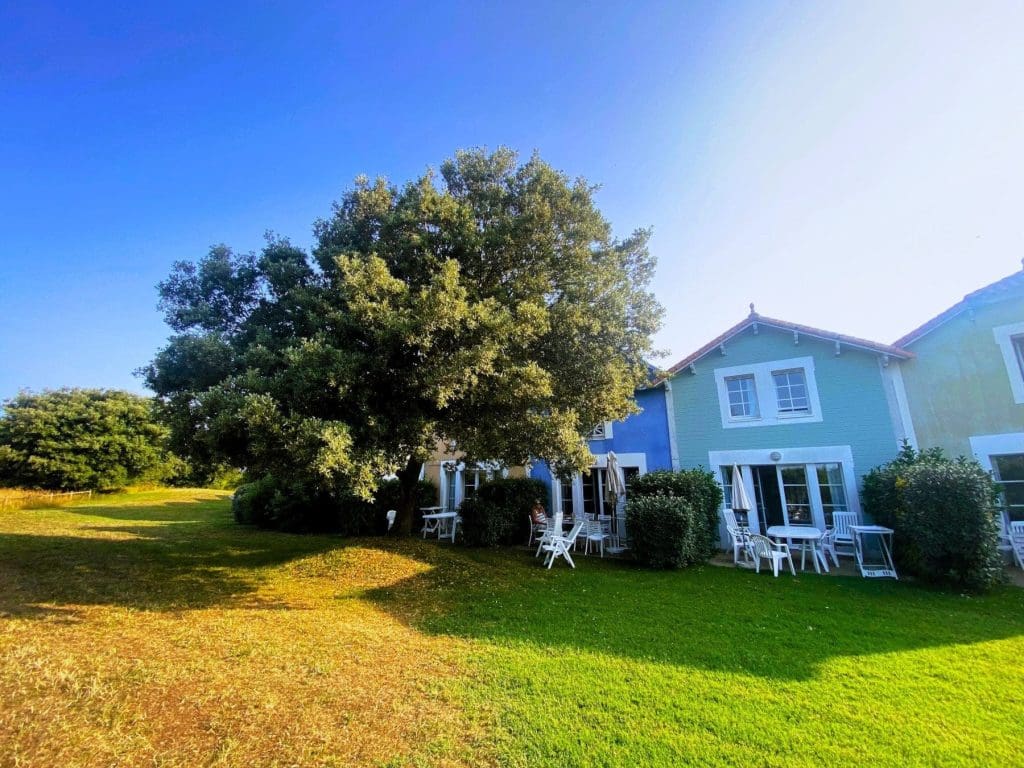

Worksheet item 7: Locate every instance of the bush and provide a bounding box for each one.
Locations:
[459,477,548,547]
[626,495,701,569]
[629,469,723,562]
[0,388,177,491]
[863,444,1003,590]
[232,474,437,535]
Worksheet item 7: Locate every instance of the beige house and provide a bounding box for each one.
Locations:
[421,441,527,511]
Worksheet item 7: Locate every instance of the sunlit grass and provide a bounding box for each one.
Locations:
[0,490,1022,767]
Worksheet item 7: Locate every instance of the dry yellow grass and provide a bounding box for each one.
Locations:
[0,488,94,511]
[0,489,484,767]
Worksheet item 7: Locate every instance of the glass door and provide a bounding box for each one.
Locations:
[777,465,812,526]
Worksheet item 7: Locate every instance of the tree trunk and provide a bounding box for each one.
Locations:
[393,456,424,535]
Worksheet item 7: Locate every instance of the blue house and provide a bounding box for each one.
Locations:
[529,381,675,518]
[660,308,915,540]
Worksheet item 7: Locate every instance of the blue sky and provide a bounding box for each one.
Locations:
[2,1,1023,396]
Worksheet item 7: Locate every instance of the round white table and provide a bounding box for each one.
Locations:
[766,525,829,574]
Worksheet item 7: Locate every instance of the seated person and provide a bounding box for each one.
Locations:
[530,499,547,525]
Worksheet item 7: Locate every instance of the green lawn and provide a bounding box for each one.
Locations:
[1,490,1021,767]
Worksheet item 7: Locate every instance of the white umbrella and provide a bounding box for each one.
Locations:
[730,464,753,515]
[606,451,628,550]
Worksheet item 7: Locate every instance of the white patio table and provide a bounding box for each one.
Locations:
[766,525,829,574]
[849,524,898,579]
[421,510,460,543]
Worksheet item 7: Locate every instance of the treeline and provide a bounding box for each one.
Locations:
[0,388,237,491]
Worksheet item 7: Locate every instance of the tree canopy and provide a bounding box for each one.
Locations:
[0,388,175,491]
[144,148,663,531]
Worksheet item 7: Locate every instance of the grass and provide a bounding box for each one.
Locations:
[1,490,1022,766]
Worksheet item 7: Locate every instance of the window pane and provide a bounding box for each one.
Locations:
[721,465,734,509]
[815,462,848,528]
[773,369,810,413]
[726,375,758,417]
[994,454,1024,482]
[780,466,812,525]
[559,480,574,517]
[1013,335,1024,378]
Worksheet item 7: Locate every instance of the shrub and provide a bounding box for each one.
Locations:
[629,468,723,561]
[863,443,1003,590]
[232,474,437,535]
[0,388,177,491]
[459,477,548,547]
[626,495,700,569]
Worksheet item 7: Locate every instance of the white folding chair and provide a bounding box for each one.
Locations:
[726,526,751,566]
[535,513,563,557]
[541,521,585,569]
[1010,521,1024,570]
[831,511,858,559]
[527,514,548,546]
[747,534,796,578]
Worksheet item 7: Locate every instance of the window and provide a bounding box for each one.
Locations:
[993,454,1024,522]
[773,369,810,414]
[558,479,574,517]
[443,468,457,511]
[589,421,614,440]
[993,323,1024,404]
[725,375,759,418]
[463,469,481,500]
[815,463,848,528]
[714,357,822,428]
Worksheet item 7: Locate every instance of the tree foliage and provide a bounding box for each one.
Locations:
[144,148,663,531]
[0,389,176,491]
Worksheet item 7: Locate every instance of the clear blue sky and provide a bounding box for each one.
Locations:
[2,1,1022,396]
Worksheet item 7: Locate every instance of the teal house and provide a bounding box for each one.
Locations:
[894,265,1024,523]
[660,308,914,540]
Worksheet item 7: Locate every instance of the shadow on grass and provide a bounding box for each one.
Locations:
[364,545,1024,682]
[0,501,350,618]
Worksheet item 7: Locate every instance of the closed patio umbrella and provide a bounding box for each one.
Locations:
[730,464,753,523]
[606,451,628,550]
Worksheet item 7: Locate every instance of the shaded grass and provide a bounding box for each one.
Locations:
[1,490,1022,767]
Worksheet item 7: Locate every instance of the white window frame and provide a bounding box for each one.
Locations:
[724,374,759,419]
[713,356,823,429]
[589,421,614,440]
[772,368,811,415]
[993,322,1024,404]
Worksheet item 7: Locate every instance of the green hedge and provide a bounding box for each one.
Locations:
[232,474,437,535]
[628,468,723,563]
[626,496,701,569]
[459,477,548,547]
[863,444,1003,591]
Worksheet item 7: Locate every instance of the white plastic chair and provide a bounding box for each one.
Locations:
[726,526,750,566]
[747,534,796,577]
[831,511,858,558]
[527,513,548,546]
[541,521,585,569]
[583,519,610,557]
[1010,521,1024,570]
[386,509,397,532]
[819,527,840,567]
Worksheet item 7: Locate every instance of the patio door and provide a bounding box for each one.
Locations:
[741,464,828,532]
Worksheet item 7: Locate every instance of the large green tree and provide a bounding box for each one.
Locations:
[0,389,176,491]
[144,148,663,532]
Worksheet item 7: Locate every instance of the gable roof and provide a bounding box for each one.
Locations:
[657,308,912,382]
[893,265,1024,347]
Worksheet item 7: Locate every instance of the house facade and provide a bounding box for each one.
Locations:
[421,442,527,512]
[894,266,1024,523]
[661,310,914,542]
[528,382,675,518]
